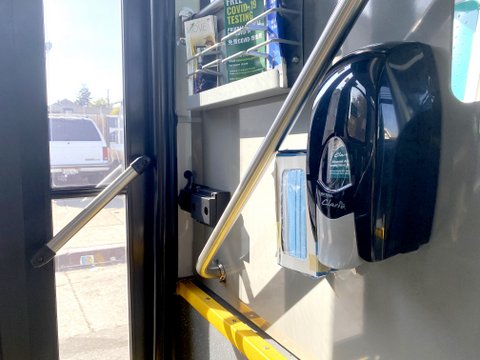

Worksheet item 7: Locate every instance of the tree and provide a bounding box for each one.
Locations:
[76,85,91,106]
[92,98,108,107]
[110,107,120,115]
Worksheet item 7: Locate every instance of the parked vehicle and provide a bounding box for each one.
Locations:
[49,116,112,186]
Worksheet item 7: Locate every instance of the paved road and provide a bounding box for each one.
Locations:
[56,265,129,360]
[53,198,129,359]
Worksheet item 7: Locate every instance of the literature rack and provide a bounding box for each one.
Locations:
[181,0,303,110]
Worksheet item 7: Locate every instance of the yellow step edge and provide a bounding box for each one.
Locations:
[235,298,270,331]
[177,280,288,360]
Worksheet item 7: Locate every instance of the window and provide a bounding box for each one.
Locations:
[43,0,129,358]
[451,0,480,102]
[50,118,102,141]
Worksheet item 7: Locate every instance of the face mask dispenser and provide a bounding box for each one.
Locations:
[306,42,441,269]
[275,150,331,277]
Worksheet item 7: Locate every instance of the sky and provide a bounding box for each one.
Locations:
[43,0,123,104]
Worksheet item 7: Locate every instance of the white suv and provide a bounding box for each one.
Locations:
[49,116,112,186]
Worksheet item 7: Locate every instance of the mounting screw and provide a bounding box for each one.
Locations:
[291,56,300,64]
[217,261,227,282]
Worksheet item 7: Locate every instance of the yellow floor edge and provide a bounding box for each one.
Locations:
[177,280,288,360]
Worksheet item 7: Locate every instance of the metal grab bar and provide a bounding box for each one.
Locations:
[195,0,368,279]
[31,156,151,268]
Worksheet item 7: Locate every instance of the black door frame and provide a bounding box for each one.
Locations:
[123,0,177,358]
[0,0,58,358]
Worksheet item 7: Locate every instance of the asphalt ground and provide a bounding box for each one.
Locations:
[52,197,129,360]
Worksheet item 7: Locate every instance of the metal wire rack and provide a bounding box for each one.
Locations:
[184,6,301,80]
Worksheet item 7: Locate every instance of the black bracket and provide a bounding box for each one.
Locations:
[178,171,230,227]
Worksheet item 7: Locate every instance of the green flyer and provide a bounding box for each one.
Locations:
[224,0,266,82]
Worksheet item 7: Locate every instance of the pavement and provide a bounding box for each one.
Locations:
[52,197,129,360]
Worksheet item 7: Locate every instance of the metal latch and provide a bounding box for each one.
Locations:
[178,171,230,227]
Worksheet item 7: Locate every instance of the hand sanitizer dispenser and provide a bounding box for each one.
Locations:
[307,42,441,269]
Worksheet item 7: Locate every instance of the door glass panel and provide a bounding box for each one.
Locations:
[43,0,129,358]
[44,0,124,188]
[53,196,128,359]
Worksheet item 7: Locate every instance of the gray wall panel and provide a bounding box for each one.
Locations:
[183,0,480,358]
